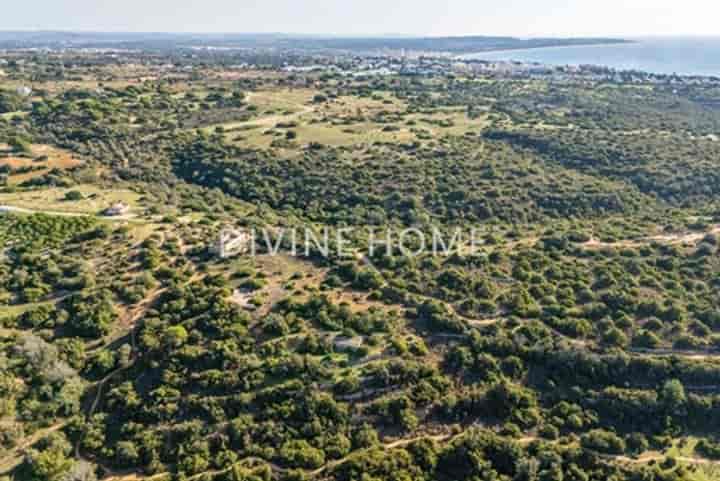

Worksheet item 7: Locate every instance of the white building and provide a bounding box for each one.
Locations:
[103,202,130,217]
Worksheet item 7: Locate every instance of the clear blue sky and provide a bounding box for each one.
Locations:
[2,0,717,37]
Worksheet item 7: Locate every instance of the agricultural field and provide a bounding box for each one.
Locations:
[2,47,720,481]
[0,143,84,185]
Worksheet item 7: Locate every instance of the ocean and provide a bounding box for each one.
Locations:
[463,37,720,77]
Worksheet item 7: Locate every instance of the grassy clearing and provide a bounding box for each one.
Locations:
[666,437,701,459]
[124,221,165,243]
[318,93,407,116]
[0,184,142,215]
[686,465,720,481]
[214,86,495,150]
[246,88,316,114]
[224,252,401,317]
[236,121,418,149]
[226,253,326,314]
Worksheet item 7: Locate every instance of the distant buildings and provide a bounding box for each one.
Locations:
[283,65,333,73]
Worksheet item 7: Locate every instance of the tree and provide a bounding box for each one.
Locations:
[659,379,686,412]
[64,191,84,201]
[8,136,32,155]
[580,429,626,455]
[64,291,116,338]
[352,424,379,449]
[602,327,628,347]
[632,330,661,349]
[626,433,649,454]
[279,440,326,469]
[164,325,189,348]
[22,433,74,481]
[0,91,23,113]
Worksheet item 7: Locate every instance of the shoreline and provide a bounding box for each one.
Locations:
[457,39,720,78]
[458,40,636,59]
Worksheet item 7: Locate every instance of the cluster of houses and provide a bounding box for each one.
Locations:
[278,55,720,86]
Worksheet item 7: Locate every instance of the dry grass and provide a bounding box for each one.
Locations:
[0,144,84,185]
[0,184,142,215]
[222,87,491,150]
[246,88,317,113]
[227,254,326,315]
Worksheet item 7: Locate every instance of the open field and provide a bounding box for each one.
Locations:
[0,184,142,214]
[0,143,84,184]
[218,89,492,149]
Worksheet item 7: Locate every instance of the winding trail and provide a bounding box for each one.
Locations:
[603,452,720,466]
[0,421,70,474]
[86,287,165,355]
[0,327,23,337]
[203,103,315,132]
[583,224,720,250]
[629,347,720,360]
[97,428,720,481]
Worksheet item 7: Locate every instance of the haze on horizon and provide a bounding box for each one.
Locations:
[1,0,718,39]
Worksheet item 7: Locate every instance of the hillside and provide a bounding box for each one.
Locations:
[1,47,720,481]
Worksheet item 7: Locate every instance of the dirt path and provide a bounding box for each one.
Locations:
[206,104,315,132]
[606,452,720,466]
[0,327,23,337]
[0,205,93,218]
[102,472,170,481]
[97,428,720,481]
[99,432,453,481]
[79,274,205,461]
[0,421,69,474]
[82,285,175,429]
[243,105,314,128]
[0,204,138,222]
[87,287,165,355]
[584,225,720,250]
[630,347,720,360]
[382,433,451,449]
[84,364,133,429]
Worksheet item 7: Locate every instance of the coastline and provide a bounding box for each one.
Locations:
[458,40,636,59]
[457,37,720,77]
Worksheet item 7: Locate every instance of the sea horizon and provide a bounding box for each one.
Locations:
[462,36,720,77]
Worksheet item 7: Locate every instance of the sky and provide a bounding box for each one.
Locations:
[2,0,719,38]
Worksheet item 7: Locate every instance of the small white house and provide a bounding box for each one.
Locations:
[103,202,130,217]
[16,86,32,97]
